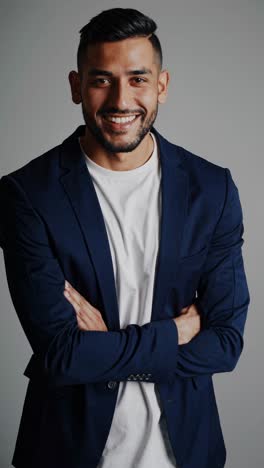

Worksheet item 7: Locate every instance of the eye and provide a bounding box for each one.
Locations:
[132,77,147,84]
[92,78,111,86]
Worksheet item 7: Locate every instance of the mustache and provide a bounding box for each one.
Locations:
[98,108,144,116]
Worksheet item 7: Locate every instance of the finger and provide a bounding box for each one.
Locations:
[64,289,82,314]
[65,282,98,314]
[76,313,89,331]
[65,292,99,328]
[64,286,106,332]
[64,288,99,323]
[65,288,102,319]
[65,287,91,317]
[65,283,85,307]
[64,293,92,328]
[64,282,103,321]
[64,290,96,330]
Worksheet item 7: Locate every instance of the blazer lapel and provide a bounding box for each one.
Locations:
[59,125,120,330]
[59,125,189,329]
[150,128,189,320]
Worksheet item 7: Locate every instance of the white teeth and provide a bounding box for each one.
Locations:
[105,115,137,124]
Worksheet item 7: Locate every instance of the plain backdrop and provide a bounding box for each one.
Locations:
[0,1,262,467]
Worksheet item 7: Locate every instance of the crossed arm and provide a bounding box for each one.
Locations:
[63,279,201,345]
[0,168,250,385]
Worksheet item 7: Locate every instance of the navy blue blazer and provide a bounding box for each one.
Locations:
[0,125,250,468]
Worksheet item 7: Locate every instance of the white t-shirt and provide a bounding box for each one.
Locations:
[79,132,178,468]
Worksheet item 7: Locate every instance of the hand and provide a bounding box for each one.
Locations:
[173,303,201,345]
[64,280,108,332]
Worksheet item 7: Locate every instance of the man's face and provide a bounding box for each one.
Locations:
[69,37,169,153]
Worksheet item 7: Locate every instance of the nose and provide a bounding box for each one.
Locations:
[108,79,131,110]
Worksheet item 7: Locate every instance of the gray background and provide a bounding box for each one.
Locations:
[0,0,262,466]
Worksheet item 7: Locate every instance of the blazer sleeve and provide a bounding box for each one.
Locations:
[0,174,179,386]
[174,167,250,378]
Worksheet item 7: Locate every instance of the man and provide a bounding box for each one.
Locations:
[0,7,250,468]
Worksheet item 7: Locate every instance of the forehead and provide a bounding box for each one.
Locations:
[83,37,157,72]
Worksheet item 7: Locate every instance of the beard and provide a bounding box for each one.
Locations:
[81,103,158,153]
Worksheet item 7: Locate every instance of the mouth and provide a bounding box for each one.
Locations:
[101,113,142,131]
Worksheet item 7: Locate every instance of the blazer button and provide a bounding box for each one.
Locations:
[107,381,117,390]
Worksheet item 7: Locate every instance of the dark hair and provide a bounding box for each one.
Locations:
[77,8,163,74]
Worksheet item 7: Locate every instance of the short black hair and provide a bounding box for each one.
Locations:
[77,8,163,75]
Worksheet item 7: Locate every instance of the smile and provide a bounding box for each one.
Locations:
[102,114,141,129]
[104,115,138,123]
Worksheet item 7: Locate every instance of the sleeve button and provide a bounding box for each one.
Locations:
[107,381,117,390]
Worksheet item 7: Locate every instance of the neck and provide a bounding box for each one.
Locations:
[80,128,154,172]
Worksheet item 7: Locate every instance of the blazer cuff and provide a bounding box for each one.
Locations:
[148,318,179,380]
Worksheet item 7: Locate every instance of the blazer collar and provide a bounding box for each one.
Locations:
[59,125,189,329]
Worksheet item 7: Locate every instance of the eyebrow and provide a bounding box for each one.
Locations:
[87,67,153,76]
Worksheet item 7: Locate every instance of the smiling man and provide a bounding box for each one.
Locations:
[69,30,168,166]
[0,7,249,468]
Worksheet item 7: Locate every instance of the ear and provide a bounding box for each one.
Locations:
[157,69,170,104]
[68,70,82,105]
